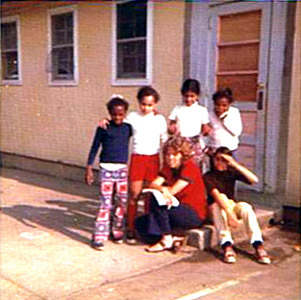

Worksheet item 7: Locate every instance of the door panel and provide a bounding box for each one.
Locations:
[208,2,272,191]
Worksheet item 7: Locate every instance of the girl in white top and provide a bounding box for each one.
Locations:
[168,79,210,167]
[208,88,242,156]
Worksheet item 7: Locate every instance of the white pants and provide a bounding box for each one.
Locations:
[210,197,263,246]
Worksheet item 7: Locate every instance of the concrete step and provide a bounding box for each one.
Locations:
[187,206,282,250]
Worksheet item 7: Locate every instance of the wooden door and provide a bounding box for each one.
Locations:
[208,2,272,191]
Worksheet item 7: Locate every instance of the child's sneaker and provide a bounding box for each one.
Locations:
[91,239,104,251]
[126,231,138,245]
[255,246,271,264]
[111,231,124,244]
[223,245,237,263]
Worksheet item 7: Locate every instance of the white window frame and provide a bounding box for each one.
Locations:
[47,5,78,86]
[1,15,22,85]
[112,0,153,86]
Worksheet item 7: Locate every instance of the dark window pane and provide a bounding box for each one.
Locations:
[117,40,146,78]
[1,22,17,50]
[1,51,18,80]
[52,47,74,80]
[52,12,73,46]
[117,0,147,39]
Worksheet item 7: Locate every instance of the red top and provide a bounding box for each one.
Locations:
[159,158,207,220]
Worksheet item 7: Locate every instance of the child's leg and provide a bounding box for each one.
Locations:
[210,202,234,246]
[127,180,144,233]
[111,167,128,239]
[234,202,263,244]
[93,168,113,243]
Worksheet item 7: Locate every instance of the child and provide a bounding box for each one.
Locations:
[85,96,132,250]
[207,88,242,157]
[204,147,271,264]
[98,87,168,244]
[168,79,210,167]
[126,86,168,243]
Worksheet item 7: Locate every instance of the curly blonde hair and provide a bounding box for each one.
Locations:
[163,136,193,161]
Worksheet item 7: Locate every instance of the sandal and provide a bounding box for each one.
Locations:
[255,246,271,264]
[171,236,188,253]
[223,246,237,263]
[145,240,173,253]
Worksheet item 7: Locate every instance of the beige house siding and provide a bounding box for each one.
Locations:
[284,1,301,207]
[1,2,185,167]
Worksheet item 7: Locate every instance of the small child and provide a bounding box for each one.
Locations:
[204,147,271,264]
[168,78,210,167]
[207,88,242,157]
[85,96,132,250]
[126,86,168,243]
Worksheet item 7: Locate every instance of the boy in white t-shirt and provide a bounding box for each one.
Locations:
[168,79,210,168]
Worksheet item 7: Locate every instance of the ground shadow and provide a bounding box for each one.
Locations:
[1,167,99,200]
[2,198,100,245]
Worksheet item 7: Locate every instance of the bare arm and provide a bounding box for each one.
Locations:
[149,177,189,200]
[222,154,258,184]
[210,188,240,227]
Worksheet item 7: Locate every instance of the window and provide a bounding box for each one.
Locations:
[48,6,78,85]
[113,0,153,85]
[1,16,21,84]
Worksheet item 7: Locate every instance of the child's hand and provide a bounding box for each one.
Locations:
[168,121,178,135]
[201,123,211,136]
[220,154,236,167]
[161,187,173,201]
[98,118,110,129]
[85,166,94,185]
[228,213,240,228]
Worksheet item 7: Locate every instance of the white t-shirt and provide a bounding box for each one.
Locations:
[168,102,209,137]
[208,106,242,151]
[125,111,168,155]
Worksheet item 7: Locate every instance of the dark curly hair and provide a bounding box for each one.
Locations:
[212,88,234,104]
[106,97,129,114]
[163,136,194,161]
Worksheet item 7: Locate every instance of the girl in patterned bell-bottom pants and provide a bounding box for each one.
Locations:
[93,167,128,243]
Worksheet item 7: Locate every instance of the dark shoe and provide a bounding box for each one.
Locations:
[111,231,124,244]
[91,240,104,251]
[126,231,138,245]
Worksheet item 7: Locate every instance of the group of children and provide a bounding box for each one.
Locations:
[85,79,271,265]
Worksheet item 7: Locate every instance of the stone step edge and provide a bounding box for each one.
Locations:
[186,208,282,250]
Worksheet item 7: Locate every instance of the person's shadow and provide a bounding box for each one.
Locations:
[2,199,99,245]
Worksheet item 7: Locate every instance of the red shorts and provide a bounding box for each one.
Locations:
[129,153,160,182]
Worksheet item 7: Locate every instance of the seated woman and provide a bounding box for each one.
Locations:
[135,136,207,253]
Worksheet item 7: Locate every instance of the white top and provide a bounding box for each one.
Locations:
[126,111,168,155]
[100,163,127,171]
[168,102,209,137]
[208,106,242,151]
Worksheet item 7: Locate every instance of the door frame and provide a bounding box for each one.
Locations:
[208,2,272,191]
[188,1,288,194]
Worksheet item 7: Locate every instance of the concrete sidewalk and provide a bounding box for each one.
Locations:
[0,167,280,300]
[0,167,194,300]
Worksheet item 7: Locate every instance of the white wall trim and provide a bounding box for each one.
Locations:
[111,0,153,86]
[47,5,78,86]
[1,15,22,86]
